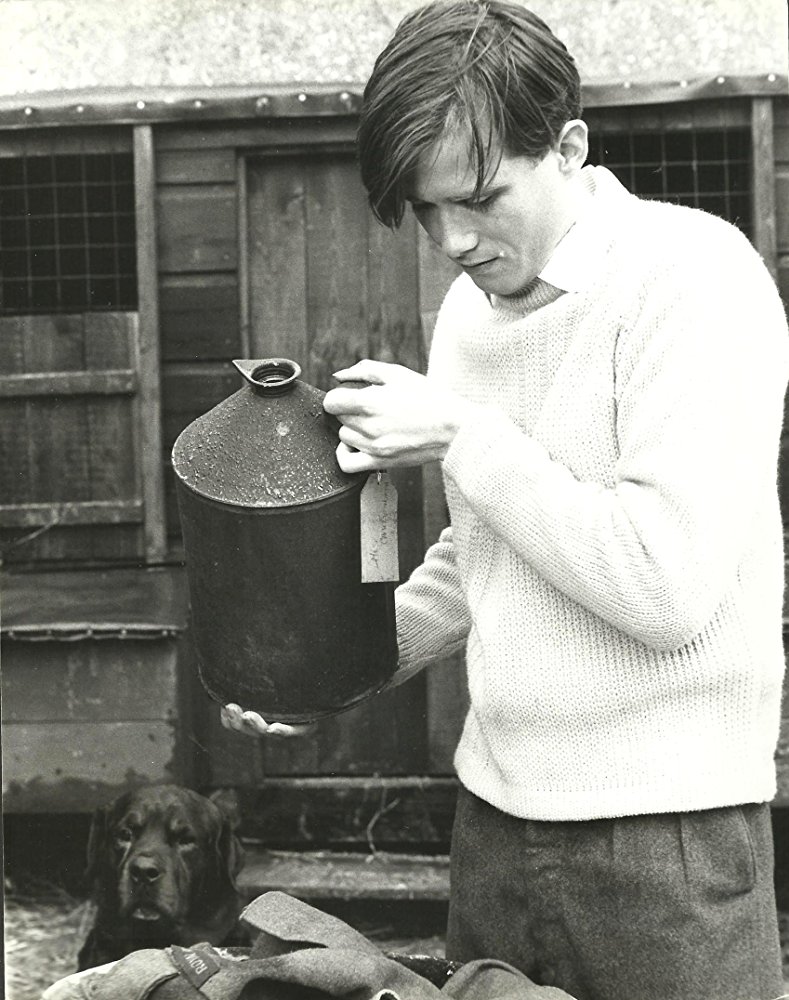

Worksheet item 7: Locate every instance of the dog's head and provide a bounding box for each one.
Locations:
[85,784,244,936]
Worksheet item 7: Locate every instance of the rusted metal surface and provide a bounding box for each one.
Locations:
[173,360,353,508]
[172,360,398,723]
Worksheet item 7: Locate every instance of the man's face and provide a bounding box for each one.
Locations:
[407,127,578,297]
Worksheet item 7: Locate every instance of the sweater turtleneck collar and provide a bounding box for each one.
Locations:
[489,276,567,317]
[488,166,630,317]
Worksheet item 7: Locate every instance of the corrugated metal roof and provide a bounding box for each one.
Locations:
[0,0,786,97]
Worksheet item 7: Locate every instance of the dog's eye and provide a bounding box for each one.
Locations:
[174,830,196,846]
[115,827,133,845]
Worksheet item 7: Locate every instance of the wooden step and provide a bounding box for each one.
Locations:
[238,848,451,903]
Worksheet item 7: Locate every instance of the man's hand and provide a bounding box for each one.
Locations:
[323,360,474,473]
[220,703,314,738]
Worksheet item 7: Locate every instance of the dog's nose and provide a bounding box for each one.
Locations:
[129,856,161,884]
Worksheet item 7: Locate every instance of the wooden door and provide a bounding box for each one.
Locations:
[199,150,467,801]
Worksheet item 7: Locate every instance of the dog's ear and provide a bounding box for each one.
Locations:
[208,788,241,831]
[84,804,112,885]
[216,817,245,888]
[207,790,244,889]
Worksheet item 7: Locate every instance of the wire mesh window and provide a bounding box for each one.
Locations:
[0,152,137,315]
[588,128,752,237]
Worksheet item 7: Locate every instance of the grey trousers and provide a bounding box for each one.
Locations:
[446,786,785,1000]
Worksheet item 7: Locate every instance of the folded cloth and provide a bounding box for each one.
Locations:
[42,891,575,1000]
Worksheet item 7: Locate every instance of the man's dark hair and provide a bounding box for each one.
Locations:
[358,0,582,227]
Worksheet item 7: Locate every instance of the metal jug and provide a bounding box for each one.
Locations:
[171,358,398,723]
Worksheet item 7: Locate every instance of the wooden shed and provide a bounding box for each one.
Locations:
[2,1,789,885]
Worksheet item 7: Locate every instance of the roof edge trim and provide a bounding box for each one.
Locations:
[0,74,786,130]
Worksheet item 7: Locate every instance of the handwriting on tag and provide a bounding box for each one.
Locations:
[360,471,399,583]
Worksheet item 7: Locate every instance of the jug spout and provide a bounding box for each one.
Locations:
[232,358,302,396]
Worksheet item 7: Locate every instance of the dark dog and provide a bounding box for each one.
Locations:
[78,784,245,970]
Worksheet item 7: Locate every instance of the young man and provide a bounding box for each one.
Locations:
[223,2,789,997]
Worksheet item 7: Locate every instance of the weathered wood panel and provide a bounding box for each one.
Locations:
[161,362,240,538]
[0,313,146,563]
[1,565,195,812]
[160,274,241,361]
[156,148,236,185]
[0,126,132,158]
[584,100,751,134]
[245,152,426,386]
[161,362,239,448]
[85,312,138,507]
[134,125,168,562]
[417,225,460,344]
[239,850,451,903]
[367,208,422,368]
[1,566,189,634]
[2,641,177,722]
[304,156,369,386]
[234,777,458,852]
[751,98,777,281]
[775,99,789,160]
[157,184,237,273]
[228,148,435,783]
[1,500,142,528]
[775,169,789,247]
[156,120,356,152]
[246,158,309,364]
[205,674,429,782]
[155,143,242,535]
[3,722,179,812]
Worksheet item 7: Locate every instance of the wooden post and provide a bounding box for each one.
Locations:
[237,155,252,359]
[751,96,778,283]
[134,125,168,562]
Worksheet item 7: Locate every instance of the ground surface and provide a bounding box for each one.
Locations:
[4,877,789,1000]
[3,876,446,1000]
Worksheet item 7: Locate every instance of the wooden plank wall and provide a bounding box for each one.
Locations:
[156,137,241,544]
[0,312,144,563]
[154,121,458,782]
[2,638,182,811]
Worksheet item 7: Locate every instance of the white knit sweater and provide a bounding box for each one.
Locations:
[395,166,789,821]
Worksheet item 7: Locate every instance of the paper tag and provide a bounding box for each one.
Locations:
[360,471,399,583]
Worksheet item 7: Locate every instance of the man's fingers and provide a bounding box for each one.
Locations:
[240,711,273,735]
[221,703,270,735]
[221,703,313,738]
[332,360,391,385]
[220,703,244,730]
[267,722,308,737]
[336,441,379,474]
[323,385,374,416]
